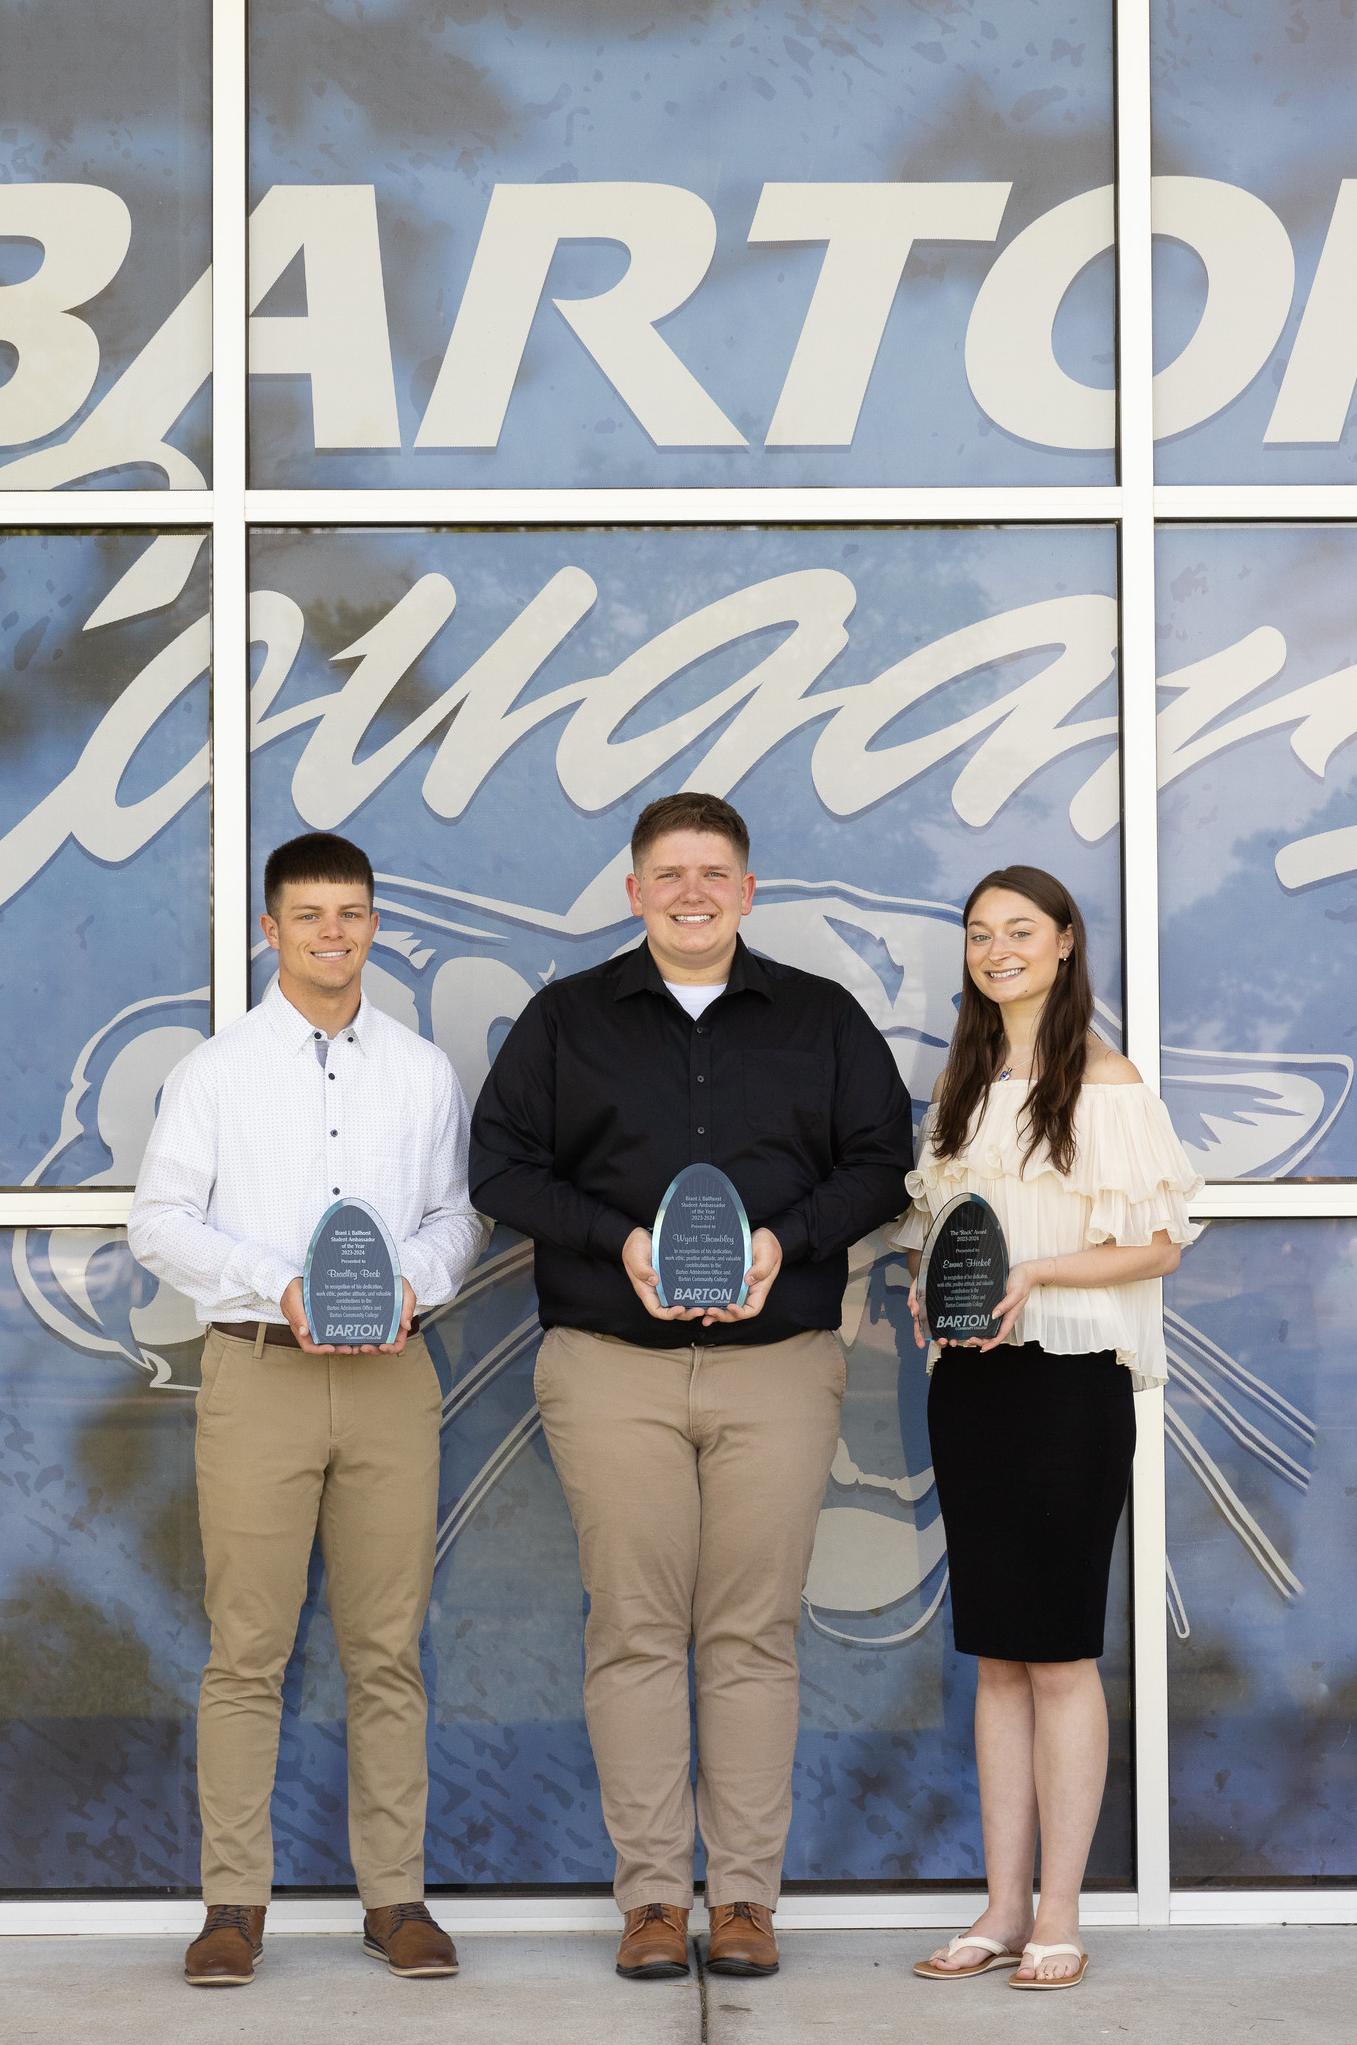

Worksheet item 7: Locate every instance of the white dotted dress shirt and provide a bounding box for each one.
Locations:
[129,975,487,1323]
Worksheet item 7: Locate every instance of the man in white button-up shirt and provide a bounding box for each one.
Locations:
[130,832,485,1988]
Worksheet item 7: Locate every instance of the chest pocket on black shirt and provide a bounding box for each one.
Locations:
[742,1049,830,1146]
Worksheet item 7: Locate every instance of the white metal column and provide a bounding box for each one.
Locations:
[1114,0,1171,1928]
[210,0,249,1030]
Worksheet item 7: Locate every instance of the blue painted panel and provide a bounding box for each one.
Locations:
[248,0,1115,485]
[0,0,211,489]
[0,532,210,1187]
[1166,1220,1357,1880]
[1152,0,1357,482]
[1156,525,1357,1178]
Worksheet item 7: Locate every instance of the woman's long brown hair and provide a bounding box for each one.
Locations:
[932,866,1093,1177]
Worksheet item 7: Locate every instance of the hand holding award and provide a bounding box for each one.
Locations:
[914,1192,1010,1347]
[299,1197,407,1350]
[624,1164,777,1325]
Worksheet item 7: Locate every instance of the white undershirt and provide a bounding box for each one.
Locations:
[663,979,726,1021]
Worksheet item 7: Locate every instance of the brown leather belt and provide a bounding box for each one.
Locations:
[210,1318,420,1348]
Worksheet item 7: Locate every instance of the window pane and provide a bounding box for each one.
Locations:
[248,1,1115,487]
[1167,1220,1357,1882]
[1152,0,1357,483]
[0,0,211,491]
[0,1230,203,1888]
[0,532,210,1189]
[1156,525,1357,1181]
[248,521,1132,1882]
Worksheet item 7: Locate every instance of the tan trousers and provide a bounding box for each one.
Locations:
[534,1325,845,1912]
[194,1326,442,1905]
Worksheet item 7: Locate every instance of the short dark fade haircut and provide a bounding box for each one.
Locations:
[630,793,750,872]
[263,832,374,918]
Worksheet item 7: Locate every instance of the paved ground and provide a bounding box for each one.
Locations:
[5,1927,1353,2043]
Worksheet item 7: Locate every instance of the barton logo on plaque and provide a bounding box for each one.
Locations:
[303,1197,404,1347]
[653,1163,752,1311]
[917,1192,1009,1343]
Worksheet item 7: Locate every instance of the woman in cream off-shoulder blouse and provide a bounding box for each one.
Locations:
[899,866,1201,1992]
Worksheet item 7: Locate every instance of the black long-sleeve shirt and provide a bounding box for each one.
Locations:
[469,936,914,1348]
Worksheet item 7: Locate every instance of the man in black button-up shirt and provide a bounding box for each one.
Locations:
[470,793,913,1979]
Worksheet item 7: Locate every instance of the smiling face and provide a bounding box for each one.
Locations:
[262,879,379,1008]
[965,886,1071,1017]
[625,828,755,983]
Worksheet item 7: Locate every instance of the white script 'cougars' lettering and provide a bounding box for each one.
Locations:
[3,538,1356,912]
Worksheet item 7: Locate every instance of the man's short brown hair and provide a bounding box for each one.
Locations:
[630,793,751,872]
[263,832,374,918]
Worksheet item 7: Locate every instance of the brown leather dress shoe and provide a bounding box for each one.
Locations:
[616,1902,691,1978]
[184,1904,266,1986]
[706,1900,779,1975]
[362,1901,459,1978]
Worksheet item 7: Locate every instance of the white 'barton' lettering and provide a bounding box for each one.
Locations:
[2,176,1355,485]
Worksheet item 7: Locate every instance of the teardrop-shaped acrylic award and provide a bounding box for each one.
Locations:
[653,1163,752,1311]
[303,1197,404,1348]
[918,1192,1009,1343]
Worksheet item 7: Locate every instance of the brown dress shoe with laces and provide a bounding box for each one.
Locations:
[184,1903,266,1986]
[363,1901,459,1978]
[616,1902,691,1978]
[706,1900,779,1975]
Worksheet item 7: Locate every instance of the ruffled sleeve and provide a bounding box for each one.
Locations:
[1080,1085,1204,1250]
[892,1104,937,1252]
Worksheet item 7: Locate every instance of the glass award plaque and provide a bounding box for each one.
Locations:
[302,1197,404,1347]
[917,1192,1009,1343]
[653,1163,752,1311]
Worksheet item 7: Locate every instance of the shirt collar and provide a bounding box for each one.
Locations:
[611,935,773,1003]
[262,974,373,1054]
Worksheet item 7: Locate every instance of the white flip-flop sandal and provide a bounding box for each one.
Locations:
[1008,1940,1089,1989]
[913,1933,1023,1980]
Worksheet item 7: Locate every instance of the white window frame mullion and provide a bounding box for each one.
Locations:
[244,486,1121,525]
[1156,485,1357,517]
[1114,0,1170,1931]
[0,493,212,523]
[210,0,249,1032]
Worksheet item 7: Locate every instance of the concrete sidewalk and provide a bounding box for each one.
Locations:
[5,1927,1353,2043]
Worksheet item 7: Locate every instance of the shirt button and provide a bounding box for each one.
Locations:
[313,1030,322,1039]
[347,1034,354,1043]
[697,1126,706,1136]
[696,1074,705,1084]
[330,1129,338,1137]
[329,1073,335,1080]
[332,1186,340,1195]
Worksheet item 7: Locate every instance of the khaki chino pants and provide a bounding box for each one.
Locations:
[193,1326,442,1905]
[534,1325,845,1912]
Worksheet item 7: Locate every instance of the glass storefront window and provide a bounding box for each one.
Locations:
[0,0,212,490]
[1156,525,1357,1180]
[0,1230,202,1888]
[1166,1219,1357,1882]
[1152,0,1357,482]
[0,531,210,1190]
[248,1,1115,487]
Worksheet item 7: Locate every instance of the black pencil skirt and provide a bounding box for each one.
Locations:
[927,1341,1135,1662]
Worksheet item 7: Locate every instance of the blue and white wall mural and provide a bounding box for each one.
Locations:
[2,0,1354,1901]
[5,517,1355,1885]
[7,0,1355,493]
